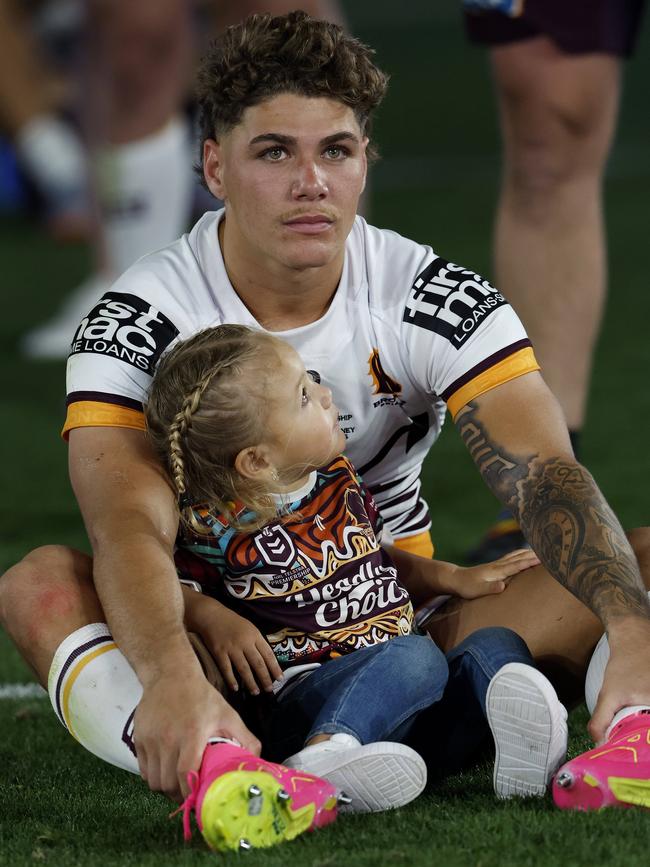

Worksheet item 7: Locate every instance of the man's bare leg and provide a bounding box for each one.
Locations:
[0,543,228,688]
[428,529,650,703]
[491,38,620,432]
[0,545,230,774]
[467,39,621,564]
[0,545,102,685]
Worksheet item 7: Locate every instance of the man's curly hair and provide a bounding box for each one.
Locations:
[196,10,388,162]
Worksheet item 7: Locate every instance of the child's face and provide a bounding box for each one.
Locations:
[264,341,346,480]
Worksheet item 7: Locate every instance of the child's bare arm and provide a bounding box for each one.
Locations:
[384,544,540,605]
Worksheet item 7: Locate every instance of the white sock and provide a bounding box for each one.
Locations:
[14,114,87,211]
[47,622,142,774]
[608,706,649,734]
[584,632,609,715]
[585,623,650,739]
[94,116,194,277]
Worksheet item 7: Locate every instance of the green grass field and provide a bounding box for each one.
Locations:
[1,3,650,865]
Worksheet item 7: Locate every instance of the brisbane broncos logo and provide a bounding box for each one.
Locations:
[368,349,402,397]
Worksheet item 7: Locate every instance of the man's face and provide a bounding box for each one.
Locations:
[203,93,368,276]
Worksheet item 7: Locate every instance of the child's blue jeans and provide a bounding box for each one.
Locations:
[263,626,534,774]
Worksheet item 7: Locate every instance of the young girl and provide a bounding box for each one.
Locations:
[146,324,568,814]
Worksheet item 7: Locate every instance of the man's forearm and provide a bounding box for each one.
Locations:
[513,457,649,624]
[92,534,202,686]
[456,402,650,627]
[68,425,209,711]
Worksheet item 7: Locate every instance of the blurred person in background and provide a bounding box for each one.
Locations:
[0,0,344,360]
[0,0,89,240]
[461,0,647,564]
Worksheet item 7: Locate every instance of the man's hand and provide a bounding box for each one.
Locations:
[589,618,650,743]
[183,590,283,695]
[444,549,540,600]
[134,667,260,802]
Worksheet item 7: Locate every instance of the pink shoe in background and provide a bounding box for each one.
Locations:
[178,741,343,852]
[553,710,650,811]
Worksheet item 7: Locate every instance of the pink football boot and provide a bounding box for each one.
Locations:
[553,710,650,811]
[178,741,345,851]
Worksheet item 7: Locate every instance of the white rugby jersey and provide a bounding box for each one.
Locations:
[64,210,538,540]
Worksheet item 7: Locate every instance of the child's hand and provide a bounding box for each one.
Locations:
[449,548,540,600]
[208,606,283,695]
[182,589,282,695]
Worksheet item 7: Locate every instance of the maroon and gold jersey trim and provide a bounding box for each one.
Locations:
[392,530,434,559]
[62,400,146,440]
[444,344,539,419]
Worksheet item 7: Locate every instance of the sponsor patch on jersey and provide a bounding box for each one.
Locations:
[70,292,179,374]
[403,259,507,347]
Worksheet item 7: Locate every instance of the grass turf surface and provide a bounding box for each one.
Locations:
[1,2,650,864]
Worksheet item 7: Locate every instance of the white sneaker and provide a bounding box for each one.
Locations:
[20,273,110,360]
[282,732,427,814]
[487,662,568,798]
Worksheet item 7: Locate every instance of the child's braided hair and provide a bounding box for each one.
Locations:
[145,324,281,532]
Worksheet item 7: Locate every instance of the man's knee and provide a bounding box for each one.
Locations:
[494,47,618,200]
[0,545,95,634]
[502,111,605,212]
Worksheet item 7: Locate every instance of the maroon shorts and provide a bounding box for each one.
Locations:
[463,0,646,58]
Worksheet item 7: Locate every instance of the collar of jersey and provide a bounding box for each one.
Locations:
[199,209,360,342]
[270,471,317,509]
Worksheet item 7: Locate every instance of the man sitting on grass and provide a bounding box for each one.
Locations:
[2,10,650,824]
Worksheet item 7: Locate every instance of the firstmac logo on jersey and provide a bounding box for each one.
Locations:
[71,292,179,374]
[403,259,507,347]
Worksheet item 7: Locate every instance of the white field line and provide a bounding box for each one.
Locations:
[0,683,47,699]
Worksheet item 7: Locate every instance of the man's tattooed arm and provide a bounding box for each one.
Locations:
[455,401,650,626]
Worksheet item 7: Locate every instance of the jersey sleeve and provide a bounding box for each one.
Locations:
[62,258,193,440]
[399,255,539,418]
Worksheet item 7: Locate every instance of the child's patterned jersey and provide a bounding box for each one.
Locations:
[174,455,414,668]
[64,210,538,540]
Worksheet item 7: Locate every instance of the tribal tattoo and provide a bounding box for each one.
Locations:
[455,402,650,625]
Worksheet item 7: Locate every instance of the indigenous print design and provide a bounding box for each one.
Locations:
[174,456,414,668]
